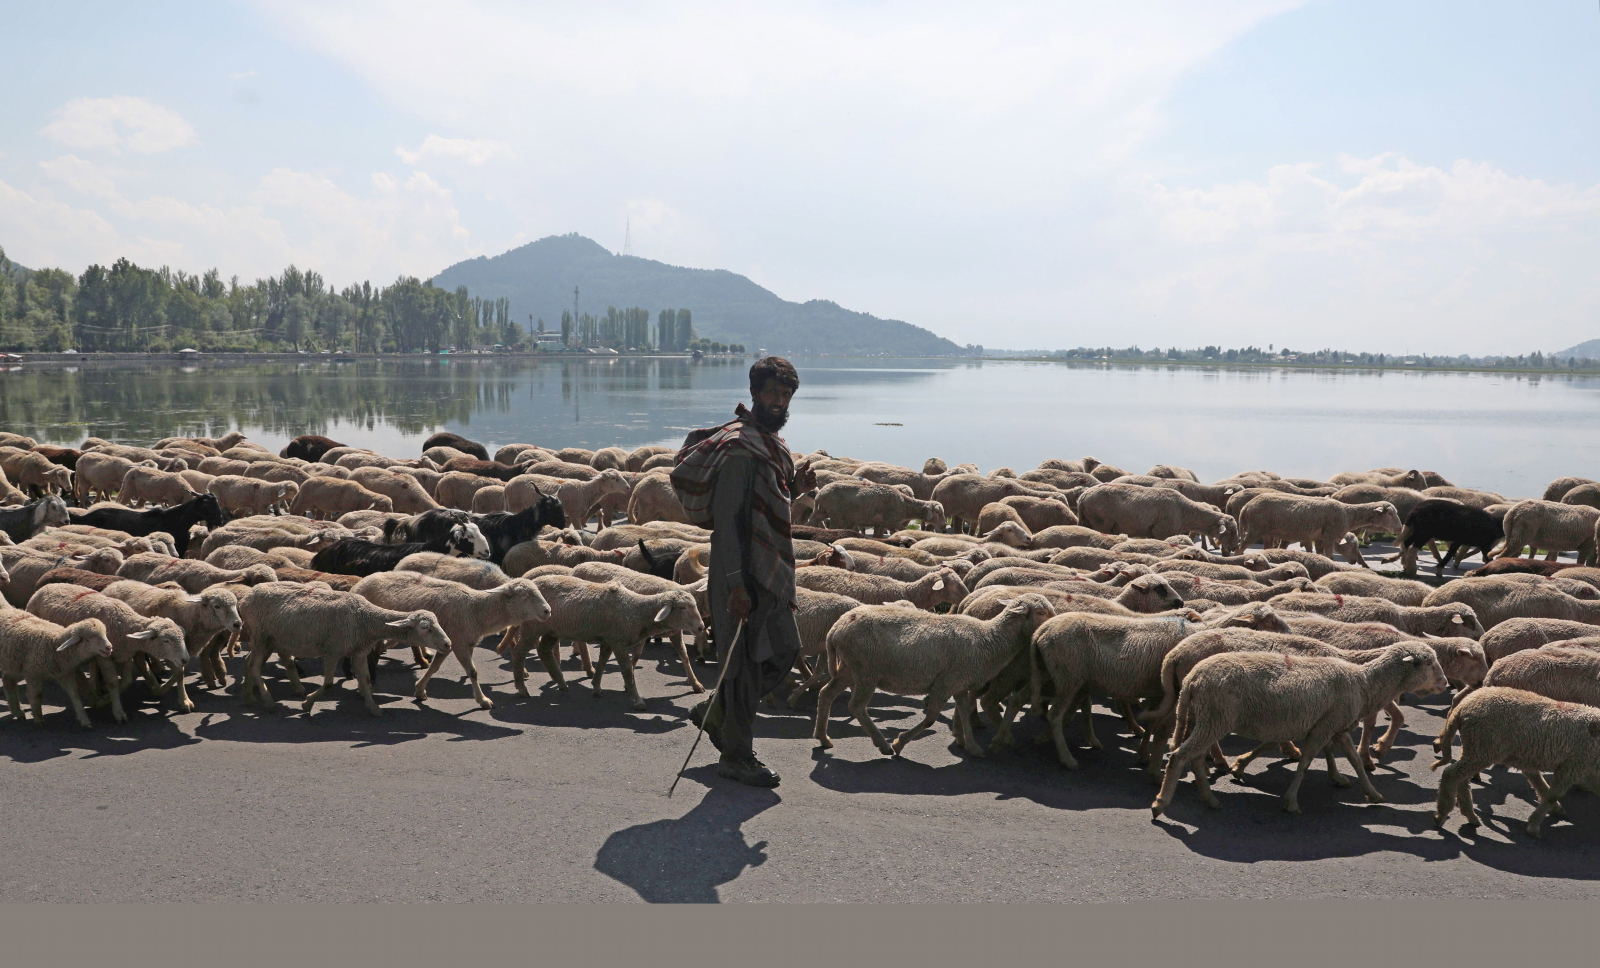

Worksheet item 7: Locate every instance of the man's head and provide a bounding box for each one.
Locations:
[748,356,799,433]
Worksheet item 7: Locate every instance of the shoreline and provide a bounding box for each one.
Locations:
[6,350,1599,378]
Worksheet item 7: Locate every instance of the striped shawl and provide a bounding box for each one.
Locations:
[671,404,797,603]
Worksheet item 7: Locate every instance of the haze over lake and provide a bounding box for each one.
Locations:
[3,357,1595,498]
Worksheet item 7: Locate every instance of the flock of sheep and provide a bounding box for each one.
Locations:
[1,428,1599,839]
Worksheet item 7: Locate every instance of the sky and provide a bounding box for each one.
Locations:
[1,0,1597,355]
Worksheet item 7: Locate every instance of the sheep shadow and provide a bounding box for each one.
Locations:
[0,703,200,764]
[593,785,780,902]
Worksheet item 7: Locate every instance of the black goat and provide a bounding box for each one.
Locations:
[0,496,71,544]
[310,521,489,577]
[423,431,489,461]
[636,540,682,580]
[398,492,566,564]
[76,493,223,557]
[1396,498,1504,576]
[281,435,346,462]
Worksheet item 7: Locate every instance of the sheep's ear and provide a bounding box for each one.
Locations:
[55,631,81,652]
[127,628,158,640]
[932,578,945,590]
[185,594,204,603]
[1457,646,1474,656]
[1451,614,1464,625]
[653,604,672,623]
[1401,655,1417,665]
[385,617,415,628]
[997,598,1014,606]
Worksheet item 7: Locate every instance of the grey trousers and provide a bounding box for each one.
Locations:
[710,593,800,759]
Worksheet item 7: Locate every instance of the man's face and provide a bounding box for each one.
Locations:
[751,378,795,432]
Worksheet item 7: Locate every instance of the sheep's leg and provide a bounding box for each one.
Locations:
[351,650,383,717]
[991,691,1028,750]
[787,658,830,709]
[96,657,127,723]
[493,626,517,656]
[1045,684,1082,770]
[606,640,647,712]
[957,692,988,757]
[671,632,704,693]
[850,684,896,757]
[532,636,568,693]
[448,642,493,711]
[587,643,612,699]
[1079,695,1104,750]
[1116,699,1145,737]
[1371,700,1405,762]
[227,627,241,658]
[1522,769,1562,814]
[279,651,307,696]
[410,645,433,668]
[413,643,453,704]
[571,639,593,676]
[1153,734,1215,816]
[301,665,338,715]
[1337,732,1383,803]
[166,659,194,714]
[135,654,162,691]
[1527,768,1580,838]
[1283,717,1348,814]
[1325,746,1351,787]
[1230,743,1273,778]
[1206,742,1231,776]
[812,672,852,749]
[57,674,93,728]
[2,676,23,721]
[24,680,45,726]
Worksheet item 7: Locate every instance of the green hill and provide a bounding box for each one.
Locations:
[1553,338,1600,360]
[431,234,961,356]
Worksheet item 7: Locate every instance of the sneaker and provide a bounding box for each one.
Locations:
[717,753,780,788]
[689,700,725,753]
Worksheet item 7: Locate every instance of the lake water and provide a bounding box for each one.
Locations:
[2,357,1596,499]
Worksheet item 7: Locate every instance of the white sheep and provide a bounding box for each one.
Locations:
[1497,500,1600,566]
[0,613,114,727]
[1480,617,1600,664]
[1077,484,1239,546]
[504,576,700,710]
[1237,493,1401,556]
[238,583,450,717]
[102,580,241,693]
[568,560,708,693]
[26,584,190,716]
[814,479,947,535]
[1152,642,1447,816]
[287,477,394,519]
[813,594,1058,756]
[794,565,969,610]
[352,572,551,710]
[1421,576,1600,630]
[1433,686,1600,837]
[115,553,277,593]
[1269,591,1485,638]
[208,475,299,518]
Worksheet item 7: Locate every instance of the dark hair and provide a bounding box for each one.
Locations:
[749,356,799,394]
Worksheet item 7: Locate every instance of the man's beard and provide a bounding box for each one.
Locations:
[753,404,789,432]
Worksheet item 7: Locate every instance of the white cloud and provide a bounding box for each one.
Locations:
[1100,155,1600,354]
[21,152,481,284]
[40,97,198,155]
[395,135,509,166]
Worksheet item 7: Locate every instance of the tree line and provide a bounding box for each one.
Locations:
[993,343,1600,372]
[548,305,743,354]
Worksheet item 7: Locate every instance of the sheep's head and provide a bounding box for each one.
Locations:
[982,521,1032,549]
[1122,575,1184,612]
[190,587,242,632]
[921,502,948,533]
[1393,642,1450,696]
[1214,602,1291,633]
[59,618,113,658]
[386,610,451,651]
[1213,514,1240,543]
[1434,604,1484,639]
[501,579,553,622]
[128,617,189,664]
[41,496,70,528]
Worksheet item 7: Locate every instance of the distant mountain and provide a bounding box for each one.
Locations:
[432,234,961,356]
[1553,338,1600,360]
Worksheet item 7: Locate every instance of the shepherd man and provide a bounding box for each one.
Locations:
[671,356,816,787]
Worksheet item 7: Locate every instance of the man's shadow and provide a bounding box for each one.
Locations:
[594,780,780,902]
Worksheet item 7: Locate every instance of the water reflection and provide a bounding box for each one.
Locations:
[2,357,1597,497]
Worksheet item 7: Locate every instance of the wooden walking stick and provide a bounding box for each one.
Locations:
[666,617,746,798]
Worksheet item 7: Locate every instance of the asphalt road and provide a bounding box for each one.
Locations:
[2,621,1599,904]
